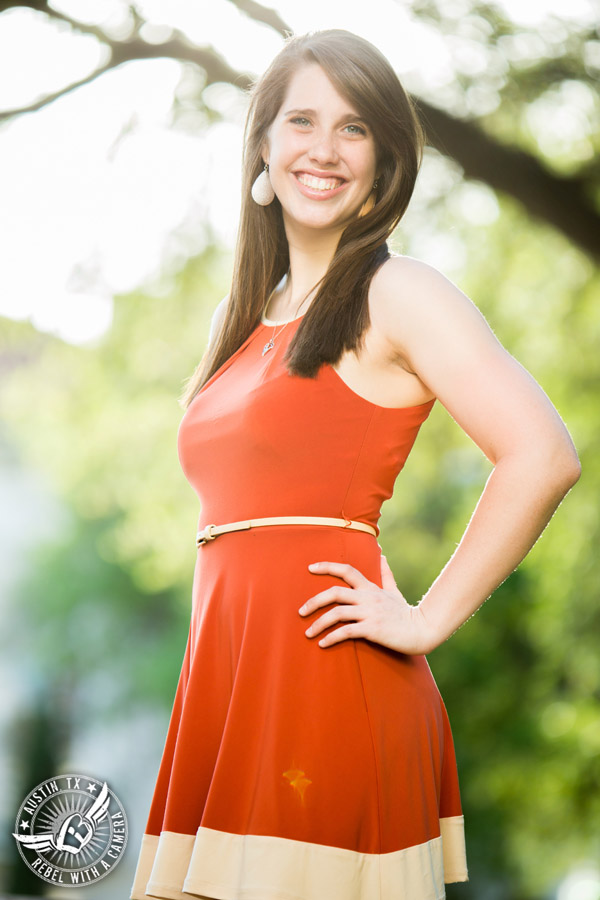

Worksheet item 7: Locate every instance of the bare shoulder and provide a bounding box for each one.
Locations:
[371,254,489,342]
[208,293,230,347]
[373,252,466,294]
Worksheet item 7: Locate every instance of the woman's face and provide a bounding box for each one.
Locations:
[262,62,379,237]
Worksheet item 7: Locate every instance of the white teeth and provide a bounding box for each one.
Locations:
[297,173,343,191]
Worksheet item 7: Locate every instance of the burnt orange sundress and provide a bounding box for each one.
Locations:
[130,307,468,900]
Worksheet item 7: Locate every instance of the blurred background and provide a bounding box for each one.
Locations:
[0,1,598,898]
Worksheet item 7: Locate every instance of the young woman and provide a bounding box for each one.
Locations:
[130,29,580,900]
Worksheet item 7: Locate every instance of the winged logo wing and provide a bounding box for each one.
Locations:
[13,831,56,851]
[84,781,110,826]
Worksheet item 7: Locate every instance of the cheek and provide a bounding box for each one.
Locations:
[360,152,378,181]
[345,146,377,183]
[270,132,305,167]
[268,159,293,194]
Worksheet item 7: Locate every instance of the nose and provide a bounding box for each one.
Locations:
[308,130,340,166]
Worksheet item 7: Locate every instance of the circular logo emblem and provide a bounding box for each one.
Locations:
[12,774,128,887]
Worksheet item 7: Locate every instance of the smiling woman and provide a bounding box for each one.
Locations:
[129,26,580,900]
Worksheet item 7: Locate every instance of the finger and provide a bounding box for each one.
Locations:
[308,560,369,589]
[317,621,362,648]
[299,586,359,617]
[379,554,398,592]
[304,604,363,638]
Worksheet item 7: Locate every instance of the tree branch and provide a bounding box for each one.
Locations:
[1,0,598,260]
[0,5,253,121]
[224,0,291,36]
[418,99,600,261]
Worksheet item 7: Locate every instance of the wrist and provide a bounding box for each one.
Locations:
[415,599,446,654]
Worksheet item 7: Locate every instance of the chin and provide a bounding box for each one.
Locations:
[285,203,360,232]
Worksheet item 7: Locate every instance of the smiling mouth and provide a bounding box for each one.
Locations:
[295,172,345,191]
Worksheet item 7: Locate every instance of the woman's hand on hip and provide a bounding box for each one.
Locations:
[298,555,438,656]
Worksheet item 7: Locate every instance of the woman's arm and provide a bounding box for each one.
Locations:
[377,256,581,651]
[299,256,580,655]
[207,294,229,349]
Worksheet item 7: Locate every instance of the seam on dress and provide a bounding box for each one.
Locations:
[339,407,377,526]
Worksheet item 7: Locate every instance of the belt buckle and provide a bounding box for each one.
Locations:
[196,523,217,547]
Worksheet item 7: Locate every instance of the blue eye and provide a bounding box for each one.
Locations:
[345,124,366,135]
[290,116,310,126]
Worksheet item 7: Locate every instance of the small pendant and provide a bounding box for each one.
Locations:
[262,339,274,356]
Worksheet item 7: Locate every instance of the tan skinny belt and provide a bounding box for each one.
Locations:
[196,515,377,547]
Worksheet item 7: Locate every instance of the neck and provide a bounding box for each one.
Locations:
[282,218,343,314]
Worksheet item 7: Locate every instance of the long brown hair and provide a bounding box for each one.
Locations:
[179,29,425,409]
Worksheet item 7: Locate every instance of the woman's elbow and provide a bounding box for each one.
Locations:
[540,422,582,491]
[514,438,582,494]
[560,453,582,489]
[550,442,582,493]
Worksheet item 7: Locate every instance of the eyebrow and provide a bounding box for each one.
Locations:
[283,108,368,126]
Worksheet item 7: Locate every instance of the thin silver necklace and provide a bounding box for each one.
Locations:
[261,276,310,357]
[262,320,290,356]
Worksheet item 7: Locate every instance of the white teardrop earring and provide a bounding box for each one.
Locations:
[251,163,275,206]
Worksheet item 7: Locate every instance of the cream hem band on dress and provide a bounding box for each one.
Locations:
[130,817,468,900]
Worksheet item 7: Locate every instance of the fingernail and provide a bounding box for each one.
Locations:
[308,563,319,570]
